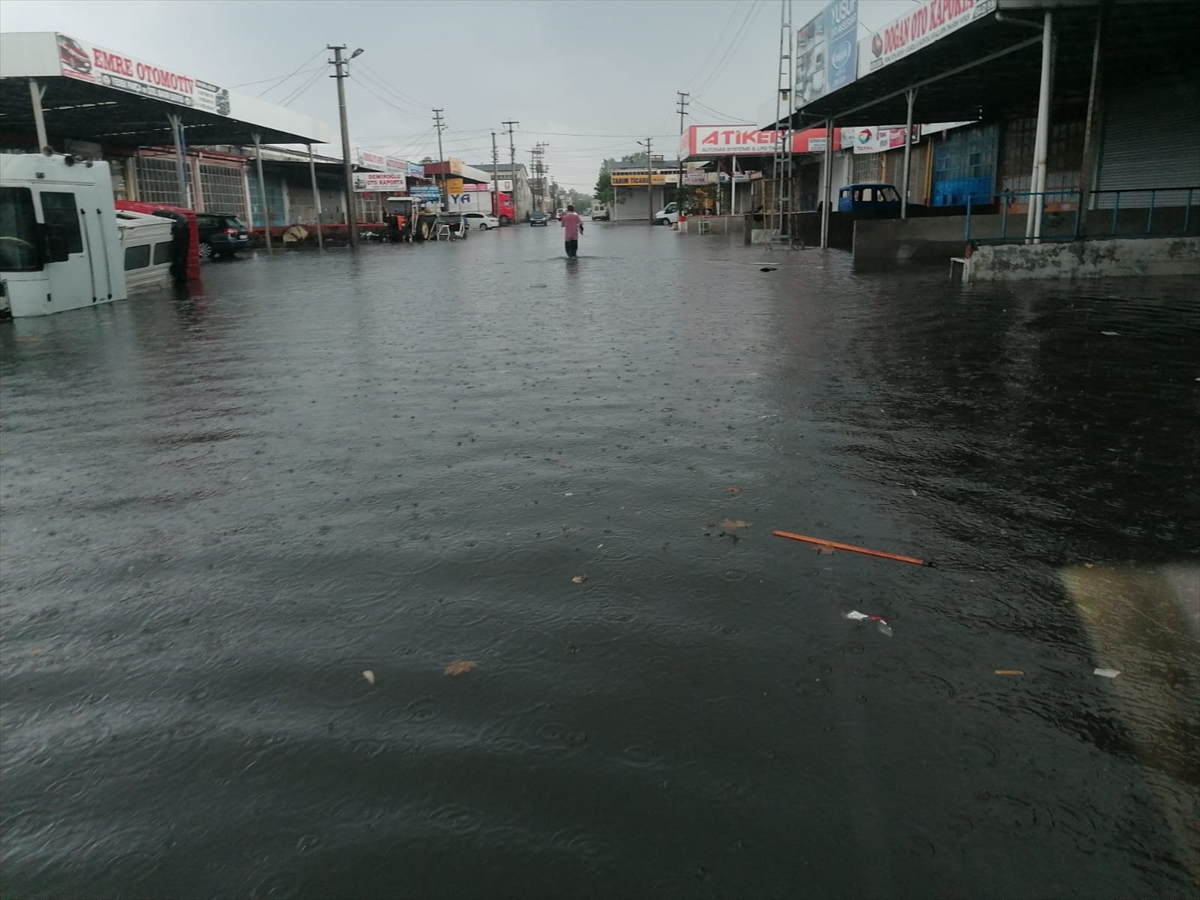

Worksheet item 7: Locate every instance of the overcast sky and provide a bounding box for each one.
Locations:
[1,0,917,192]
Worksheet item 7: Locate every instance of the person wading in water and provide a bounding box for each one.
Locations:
[559,205,583,258]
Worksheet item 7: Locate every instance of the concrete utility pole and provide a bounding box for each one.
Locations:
[502,119,518,217]
[676,92,689,207]
[535,142,549,212]
[491,131,500,219]
[639,138,654,222]
[432,108,447,211]
[328,44,362,251]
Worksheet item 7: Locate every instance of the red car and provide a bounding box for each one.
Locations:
[58,36,92,75]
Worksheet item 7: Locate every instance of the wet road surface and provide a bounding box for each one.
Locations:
[2,224,1198,899]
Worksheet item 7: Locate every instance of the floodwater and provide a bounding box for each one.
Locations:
[1,224,1197,900]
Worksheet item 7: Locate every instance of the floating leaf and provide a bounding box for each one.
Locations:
[444,660,478,676]
[571,575,587,584]
[361,670,376,685]
[720,519,752,531]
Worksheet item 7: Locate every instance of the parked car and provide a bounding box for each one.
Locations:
[196,213,252,259]
[463,212,500,231]
[529,211,549,226]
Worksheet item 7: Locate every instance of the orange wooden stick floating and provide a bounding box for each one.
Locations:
[773,530,934,567]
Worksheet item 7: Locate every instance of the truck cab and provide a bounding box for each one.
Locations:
[1,153,127,318]
[836,182,902,214]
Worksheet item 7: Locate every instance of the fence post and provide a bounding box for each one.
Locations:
[1111,191,1120,236]
[966,195,972,242]
[1185,189,1193,234]
[1146,189,1156,234]
[1073,188,1083,239]
[1000,195,1008,241]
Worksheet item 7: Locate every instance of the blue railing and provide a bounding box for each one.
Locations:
[966,187,1199,244]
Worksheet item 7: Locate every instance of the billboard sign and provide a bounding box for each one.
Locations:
[795,0,858,108]
[409,185,441,201]
[863,0,995,75]
[352,172,408,191]
[56,32,230,115]
[611,173,667,186]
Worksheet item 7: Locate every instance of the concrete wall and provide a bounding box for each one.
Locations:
[966,236,1200,282]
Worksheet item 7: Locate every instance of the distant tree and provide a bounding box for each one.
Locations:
[594,168,614,206]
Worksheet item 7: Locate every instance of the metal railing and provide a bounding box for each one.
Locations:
[966,187,1199,244]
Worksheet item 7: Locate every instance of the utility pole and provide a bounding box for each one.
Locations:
[676,92,689,208]
[328,45,362,251]
[491,131,500,220]
[502,119,518,218]
[535,142,549,212]
[432,108,447,211]
[638,137,654,223]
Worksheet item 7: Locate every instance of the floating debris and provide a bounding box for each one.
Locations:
[1093,667,1121,678]
[994,669,1024,676]
[571,575,587,584]
[844,610,894,637]
[444,660,478,676]
[361,670,376,685]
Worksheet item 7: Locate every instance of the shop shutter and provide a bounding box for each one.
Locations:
[1096,78,1200,208]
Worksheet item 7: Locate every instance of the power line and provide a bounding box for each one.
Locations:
[228,49,325,94]
[692,0,765,97]
[690,98,752,123]
[278,65,327,107]
[679,0,747,91]
[348,73,431,123]
[357,62,432,112]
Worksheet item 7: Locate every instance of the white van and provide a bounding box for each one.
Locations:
[590,203,609,221]
[653,202,680,226]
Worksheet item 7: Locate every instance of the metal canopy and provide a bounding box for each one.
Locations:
[0,32,328,149]
[779,0,1200,129]
[0,74,323,147]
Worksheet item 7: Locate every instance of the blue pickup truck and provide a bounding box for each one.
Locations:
[837,182,902,213]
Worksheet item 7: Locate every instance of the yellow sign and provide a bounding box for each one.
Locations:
[611,174,666,186]
[444,177,464,193]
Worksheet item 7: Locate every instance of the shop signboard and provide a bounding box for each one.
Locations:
[851,125,921,154]
[795,0,858,108]
[498,179,513,192]
[611,173,667,186]
[684,168,708,186]
[684,126,848,156]
[410,186,441,201]
[352,172,408,191]
[460,183,491,192]
[56,32,230,115]
[862,0,996,76]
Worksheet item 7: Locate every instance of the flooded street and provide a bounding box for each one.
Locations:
[2,225,1197,899]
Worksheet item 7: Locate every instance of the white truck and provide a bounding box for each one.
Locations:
[1,152,127,318]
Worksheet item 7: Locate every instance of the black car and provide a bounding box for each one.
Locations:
[529,211,549,226]
[196,213,252,259]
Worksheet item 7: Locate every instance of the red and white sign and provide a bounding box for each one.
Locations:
[863,0,995,74]
[351,172,408,192]
[683,125,850,157]
[56,33,230,116]
[460,183,492,192]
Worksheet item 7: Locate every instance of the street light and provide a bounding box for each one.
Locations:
[328,45,362,250]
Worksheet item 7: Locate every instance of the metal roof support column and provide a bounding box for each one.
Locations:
[1026,10,1054,243]
[307,144,325,252]
[167,113,188,209]
[901,88,917,219]
[820,119,833,249]
[29,79,49,153]
[253,132,273,256]
[1076,5,1105,239]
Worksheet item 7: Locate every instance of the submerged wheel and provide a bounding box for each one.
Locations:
[419,222,431,240]
[198,242,214,260]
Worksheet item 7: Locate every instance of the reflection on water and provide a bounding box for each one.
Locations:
[1,232,1197,898]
